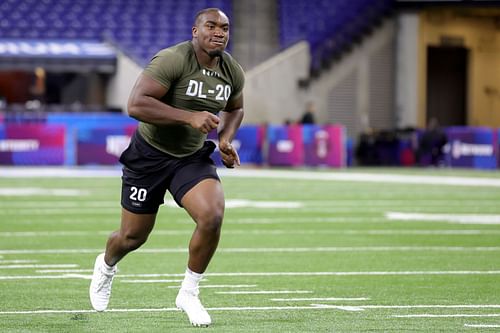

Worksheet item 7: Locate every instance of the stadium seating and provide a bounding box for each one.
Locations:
[1,0,391,72]
[278,0,393,74]
[0,0,231,65]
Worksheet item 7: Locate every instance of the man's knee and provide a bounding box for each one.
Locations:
[119,232,149,252]
[194,208,224,233]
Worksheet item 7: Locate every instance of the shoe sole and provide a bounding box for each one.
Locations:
[176,306,211,327]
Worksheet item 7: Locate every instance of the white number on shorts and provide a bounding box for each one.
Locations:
[130,186,147,202]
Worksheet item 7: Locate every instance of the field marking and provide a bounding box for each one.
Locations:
[0,201,118,208]
[0,264,78,269]
[464,323,500,328]
[2,246,500,255]
[36,269,92,273]
[0,260,38,264]
[166,199,303,209]
[312,304,365,311]
[121,279,183,283]
[387,212,500,225]
[224,169,500,187]
[0,188,88,196]
[3,167,500,188]
[271,297,370,301]
[2,304,500,316]
[2,270,500,281]
[166,284,258,289]
[215,290,312,295]
[395,314,500,318]
[3,229,500,237]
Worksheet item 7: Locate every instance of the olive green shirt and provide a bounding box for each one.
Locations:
[139,41,245,157]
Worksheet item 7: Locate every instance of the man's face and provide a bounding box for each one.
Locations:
[193,10,229,57]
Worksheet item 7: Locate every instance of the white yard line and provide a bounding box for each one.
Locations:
[2,246,500,255]
[2,304,500,316]
[0,188,89,196]
[0,260,38,264]
[121,279,183,283]
[2,229,500,237]
[216,290,312,295]
[387,212,500,225]
[395,314,500,318]
[0,264,78,269]
[2,270,500,281]
[464,323,500,328]
[166,284,258,289]
[36,269,92,273]
[271,297,370,301]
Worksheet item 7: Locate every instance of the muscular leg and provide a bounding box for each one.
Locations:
[104,208,157,266]
[181,178,225,273]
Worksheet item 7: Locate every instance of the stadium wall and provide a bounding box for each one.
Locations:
[305,19,397,139]
[417,8,500,128]
[105,49,143,113]
[242,41,310,125]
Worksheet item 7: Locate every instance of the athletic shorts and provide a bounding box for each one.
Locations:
[119,130,220,214]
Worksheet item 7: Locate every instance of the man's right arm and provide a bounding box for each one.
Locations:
[127,74,219,134]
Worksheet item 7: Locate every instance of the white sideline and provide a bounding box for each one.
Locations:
[1,167,500,187]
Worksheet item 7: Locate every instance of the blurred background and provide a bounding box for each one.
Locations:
[0,0,499,169]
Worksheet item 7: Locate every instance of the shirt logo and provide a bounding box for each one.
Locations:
[186,79,231,101]
[202,69,221,78]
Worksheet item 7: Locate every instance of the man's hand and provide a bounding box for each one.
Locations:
[219,140,240,168]
[189,112,220,134]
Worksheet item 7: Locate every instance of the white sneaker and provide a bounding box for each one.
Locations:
[175,288,212,327]
[89,253,116,311]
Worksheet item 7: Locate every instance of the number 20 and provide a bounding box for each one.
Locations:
[130,186,147,201]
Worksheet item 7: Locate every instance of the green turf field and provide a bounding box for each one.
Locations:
[1,167,500,332]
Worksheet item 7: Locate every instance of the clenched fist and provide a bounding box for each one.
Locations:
[189,111,220,134]
[219,140,240,168]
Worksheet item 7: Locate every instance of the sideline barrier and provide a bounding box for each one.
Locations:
[1,112,498,169]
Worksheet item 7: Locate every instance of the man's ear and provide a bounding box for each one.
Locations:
[192,26,198,38]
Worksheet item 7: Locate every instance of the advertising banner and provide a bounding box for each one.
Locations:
[0,124,65,165]
[444,127,498,169]
[207,125,264,166]
[266,125,304,166]
[303,124,345,167]
[77,126,136,165]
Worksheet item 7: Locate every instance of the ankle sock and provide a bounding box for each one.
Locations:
[181,267,203,291]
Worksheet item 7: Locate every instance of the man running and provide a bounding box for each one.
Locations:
[89,7,244,327]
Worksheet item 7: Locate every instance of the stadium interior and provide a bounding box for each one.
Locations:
[0,0,499,168]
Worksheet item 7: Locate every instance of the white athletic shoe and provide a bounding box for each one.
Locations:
[175,288,212,327]
[89,253,116,312]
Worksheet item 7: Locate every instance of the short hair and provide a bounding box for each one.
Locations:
[194,8,224,26]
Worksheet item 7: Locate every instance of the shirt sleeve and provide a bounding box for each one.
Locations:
[142,50,184,90]
[229,62,245,101]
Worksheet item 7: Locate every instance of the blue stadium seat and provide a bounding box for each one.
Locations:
[0,0,232,66]
[278,0,393,74]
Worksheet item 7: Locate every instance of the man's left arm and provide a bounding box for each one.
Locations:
[218,94,244,168]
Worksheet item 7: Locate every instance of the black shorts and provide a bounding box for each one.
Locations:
[119,130,220,214]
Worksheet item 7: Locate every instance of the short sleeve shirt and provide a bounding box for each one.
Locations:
[139,41,245,157]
